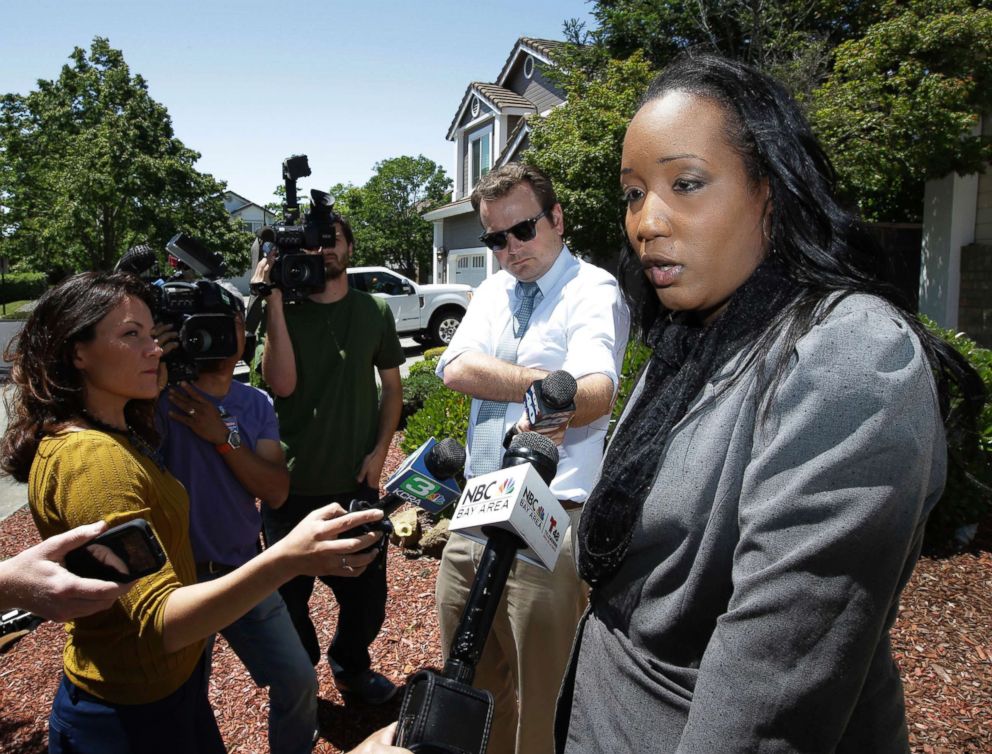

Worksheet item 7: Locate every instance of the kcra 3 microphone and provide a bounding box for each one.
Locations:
[344,438,465,544]
[503,369,577,449]
[382,436,465,515]
[393,432,562,754]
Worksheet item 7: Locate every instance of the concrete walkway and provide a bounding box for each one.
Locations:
[0,320,26,521]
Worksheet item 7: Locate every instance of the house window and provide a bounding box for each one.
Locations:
[472,255,485,268]
[470,130,491,188]
[524,56,535,79]
[457,257,469,269]
[471,98,480,118]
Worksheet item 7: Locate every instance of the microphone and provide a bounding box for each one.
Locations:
[450,432,566,571]
[393,432,565,753]
[343,437,466,539]
[114,244,158,277]
[381,437,465,515]
[503,369,577,449]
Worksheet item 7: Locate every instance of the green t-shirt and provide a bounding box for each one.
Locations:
[263,290,405,495]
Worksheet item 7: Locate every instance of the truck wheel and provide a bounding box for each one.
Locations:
[429,308,463,346]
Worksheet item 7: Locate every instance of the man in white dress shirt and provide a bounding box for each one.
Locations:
[435,163,629,754]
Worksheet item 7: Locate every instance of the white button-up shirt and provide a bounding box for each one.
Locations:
[436,247,630,502]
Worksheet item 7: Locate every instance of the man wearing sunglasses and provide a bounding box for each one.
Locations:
[434,163,629,754]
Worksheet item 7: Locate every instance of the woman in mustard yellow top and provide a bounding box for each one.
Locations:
[0,272,398,754]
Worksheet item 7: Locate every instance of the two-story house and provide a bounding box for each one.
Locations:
[222,191,278,294]
[422,37,568,287]
[223,190,278,236]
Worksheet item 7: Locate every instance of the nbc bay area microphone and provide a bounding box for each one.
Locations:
[393,432,567,754]
[503,369,577,449]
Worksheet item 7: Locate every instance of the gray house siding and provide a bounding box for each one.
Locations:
[458,97,495,129]
[445,210,483,249]
[504,61,565,113]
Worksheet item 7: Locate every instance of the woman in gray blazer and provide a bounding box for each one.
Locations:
[556,54,984,753]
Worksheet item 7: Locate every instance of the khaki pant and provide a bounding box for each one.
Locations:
[435,510,587,754]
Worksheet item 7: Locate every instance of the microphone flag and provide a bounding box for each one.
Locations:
[383,437,462,515]
[449,463,567,571]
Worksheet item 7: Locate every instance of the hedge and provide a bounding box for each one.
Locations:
[0,272,46,305]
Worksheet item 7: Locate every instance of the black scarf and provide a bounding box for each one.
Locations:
[577,261,800,588]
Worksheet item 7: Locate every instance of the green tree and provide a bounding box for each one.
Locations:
[524,51,655,267]
[572,0,888,100]
[0,37,250,275]
[811,1,992,221]
[333,156,450,279]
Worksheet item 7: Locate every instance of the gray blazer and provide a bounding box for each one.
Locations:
[561,294,945,753]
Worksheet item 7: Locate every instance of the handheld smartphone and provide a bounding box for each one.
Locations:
[64,519,167,583]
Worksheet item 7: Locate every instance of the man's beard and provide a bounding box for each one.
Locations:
[324,251,349,279]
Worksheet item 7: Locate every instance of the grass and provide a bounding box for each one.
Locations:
[0,300,33,319]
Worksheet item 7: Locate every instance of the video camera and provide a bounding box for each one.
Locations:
[115,234,241,384]
[254,154,338,302]
[157,233,241,383]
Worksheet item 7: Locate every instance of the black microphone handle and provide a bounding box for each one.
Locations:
[443,526,524,685]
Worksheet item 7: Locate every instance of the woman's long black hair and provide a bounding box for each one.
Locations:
[618,53,984,431]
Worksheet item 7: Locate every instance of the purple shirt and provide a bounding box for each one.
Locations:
[158,381,280,567]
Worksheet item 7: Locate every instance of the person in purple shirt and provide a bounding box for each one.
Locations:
[157,290,318,754]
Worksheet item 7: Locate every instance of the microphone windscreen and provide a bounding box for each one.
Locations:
[425,438,467,479]
[257,226,276,243]
[116,244,157,275]
[541,370,577,409]
[505,431,559,484]
[508,431,559,465]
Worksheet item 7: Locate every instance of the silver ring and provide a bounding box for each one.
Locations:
[340,555,348,569]
[188,409,196,417]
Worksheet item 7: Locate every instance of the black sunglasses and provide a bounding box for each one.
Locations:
[479,210,549,251]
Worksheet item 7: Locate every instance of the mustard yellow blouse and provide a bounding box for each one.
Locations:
[29,430,204,704]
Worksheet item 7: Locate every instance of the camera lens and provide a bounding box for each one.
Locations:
[183,329,212,355]
[285,258,314,286]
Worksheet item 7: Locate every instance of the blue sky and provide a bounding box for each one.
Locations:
[0,0,596,207]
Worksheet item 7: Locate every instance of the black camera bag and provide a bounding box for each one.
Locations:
[394,669,493,754]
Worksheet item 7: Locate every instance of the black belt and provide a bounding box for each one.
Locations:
[196,561,237,576]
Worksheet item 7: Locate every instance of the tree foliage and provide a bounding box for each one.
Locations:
[531,0,992,258]
[331,155,451,280]
[572,0,888,100]
[811,1,992,221]
[524,52,655,268]
[0,37,250,275]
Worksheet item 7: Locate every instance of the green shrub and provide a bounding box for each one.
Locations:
[402,383,471,454]
[423,346,447,360]
[0,273,46,305]
[402,355,443,426]
[920,317,992,547]
[610,338,652,434]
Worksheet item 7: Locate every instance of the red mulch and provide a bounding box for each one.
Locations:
[1,436,990,753]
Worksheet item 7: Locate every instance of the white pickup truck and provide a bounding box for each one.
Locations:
[347,266,473,346]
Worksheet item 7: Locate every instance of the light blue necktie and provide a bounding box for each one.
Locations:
[470,282,542,476]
